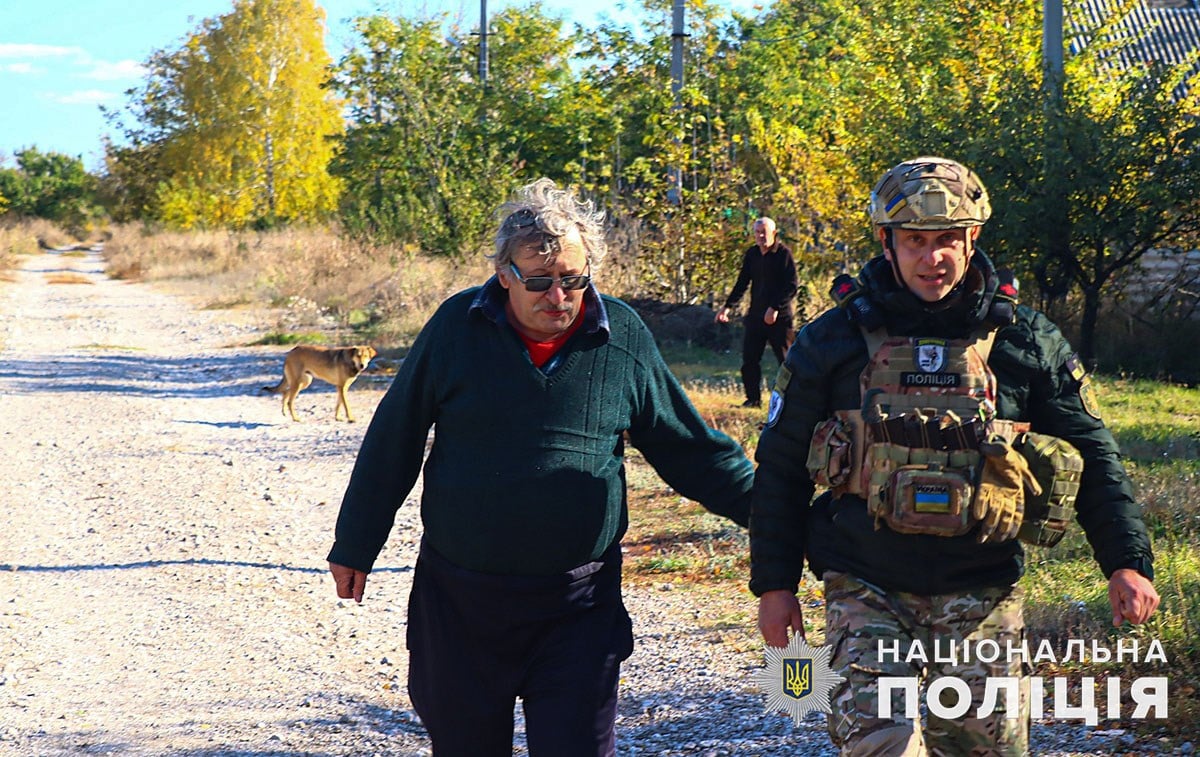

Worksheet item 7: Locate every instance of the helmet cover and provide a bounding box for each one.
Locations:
[869,157,991,229]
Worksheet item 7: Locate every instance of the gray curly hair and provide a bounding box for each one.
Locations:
[490,178,607,271]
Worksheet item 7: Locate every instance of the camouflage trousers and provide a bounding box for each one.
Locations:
[823,571,1029,757]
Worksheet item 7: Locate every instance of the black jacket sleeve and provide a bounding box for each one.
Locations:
[749,311,849,595]
[723,249,754,311]
[771,246,799,313]
[993,308,1154,580]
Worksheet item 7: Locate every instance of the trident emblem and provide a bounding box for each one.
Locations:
[758,636,844,724]
[783,658,813,700]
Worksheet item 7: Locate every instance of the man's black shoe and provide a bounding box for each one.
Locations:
[741,399,762,408]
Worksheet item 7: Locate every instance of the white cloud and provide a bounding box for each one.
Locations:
[0,43,84,59]
[2,62,39,74]
[51,89,119,105]
[80,59,147,81]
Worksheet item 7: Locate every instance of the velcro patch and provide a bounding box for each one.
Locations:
[767,366,792,428]
[900,372,961,388]
[1065,354,1087,382]
[773,365,793,394]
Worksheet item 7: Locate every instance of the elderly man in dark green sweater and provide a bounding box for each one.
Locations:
[327,178,753,756]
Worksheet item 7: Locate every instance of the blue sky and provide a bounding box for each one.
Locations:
[0,0,763,173]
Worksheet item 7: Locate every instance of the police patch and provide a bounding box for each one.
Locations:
[900,371,960,388]
[767,390,784,427]
[1079,375,1102,419]
[914,338,947,372]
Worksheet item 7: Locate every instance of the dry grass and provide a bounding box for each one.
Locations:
[2,218,59,271]
[2,218,109,283]
[45,272,94,285]
[103,223,490,347]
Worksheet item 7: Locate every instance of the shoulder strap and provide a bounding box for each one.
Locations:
[973,327,999,362]
[831,272,886,332]
[861,325,889,359]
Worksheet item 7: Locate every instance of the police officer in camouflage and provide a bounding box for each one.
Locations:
[750,157,1160,755]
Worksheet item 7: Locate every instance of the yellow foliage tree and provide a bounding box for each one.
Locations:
[115,0,343,228]
[734,0,1042,268]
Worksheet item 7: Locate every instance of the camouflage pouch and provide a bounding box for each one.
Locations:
[1014,432,1083,547]
[807,417,854,487]
[866,443,979,536]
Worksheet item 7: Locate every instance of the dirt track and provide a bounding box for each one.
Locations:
[0,250,838,756]
[0,250,1137,755]
[0,249,435,754]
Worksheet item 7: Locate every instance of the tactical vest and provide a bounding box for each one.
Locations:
[806,322,1081,545]
[808,328,1001,536]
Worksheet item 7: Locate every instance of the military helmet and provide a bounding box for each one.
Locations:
[869,156,991,229]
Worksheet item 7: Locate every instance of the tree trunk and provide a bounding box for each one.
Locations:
[264,130,277,219]
[1079,285,1101,370]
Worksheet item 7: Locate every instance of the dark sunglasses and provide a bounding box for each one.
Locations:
[502,208,561,255]
[509,262,591,292]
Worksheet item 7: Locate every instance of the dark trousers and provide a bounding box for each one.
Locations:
[406,539,633,756]
[741,315,794,403]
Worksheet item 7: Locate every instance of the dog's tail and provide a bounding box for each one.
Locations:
[262,379,287,395]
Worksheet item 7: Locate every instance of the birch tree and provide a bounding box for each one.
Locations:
[105,0,343,228]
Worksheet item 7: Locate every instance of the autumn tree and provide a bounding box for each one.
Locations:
[330,5,602,256]
[985,1,1200,366]
[104,0,343,228]
[719,0,1041,270]
[330,15,505,255]
[568,0,757,302]
[0,148,99,230]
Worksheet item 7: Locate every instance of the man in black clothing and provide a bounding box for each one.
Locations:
[715,217,799,407]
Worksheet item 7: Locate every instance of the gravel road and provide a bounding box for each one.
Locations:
[0,249,1175,755]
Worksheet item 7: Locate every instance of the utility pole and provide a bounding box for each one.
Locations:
[669,0,686,300]
[668,0,686,206]
[476,0,490,128]
[1042,0,1071,317]
[478,0,490,91]
[1043,0,1064,96]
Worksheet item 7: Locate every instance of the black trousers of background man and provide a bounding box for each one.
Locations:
[406,538,633,756]
[741,315,794,406]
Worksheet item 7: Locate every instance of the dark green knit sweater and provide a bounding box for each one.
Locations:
[328,279,753,576]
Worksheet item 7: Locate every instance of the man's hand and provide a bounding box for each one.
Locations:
[1108,568,1159,626]
[763,307,778,326]
[758,590,805,647]
[715,307,730,324]
[329,561,368,604]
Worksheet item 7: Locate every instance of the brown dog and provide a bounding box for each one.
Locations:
[263,345,377,422]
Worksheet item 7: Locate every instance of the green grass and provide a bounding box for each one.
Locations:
[658,343,743,390]
[1095,376,1200,460]
[249,331,327,346]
